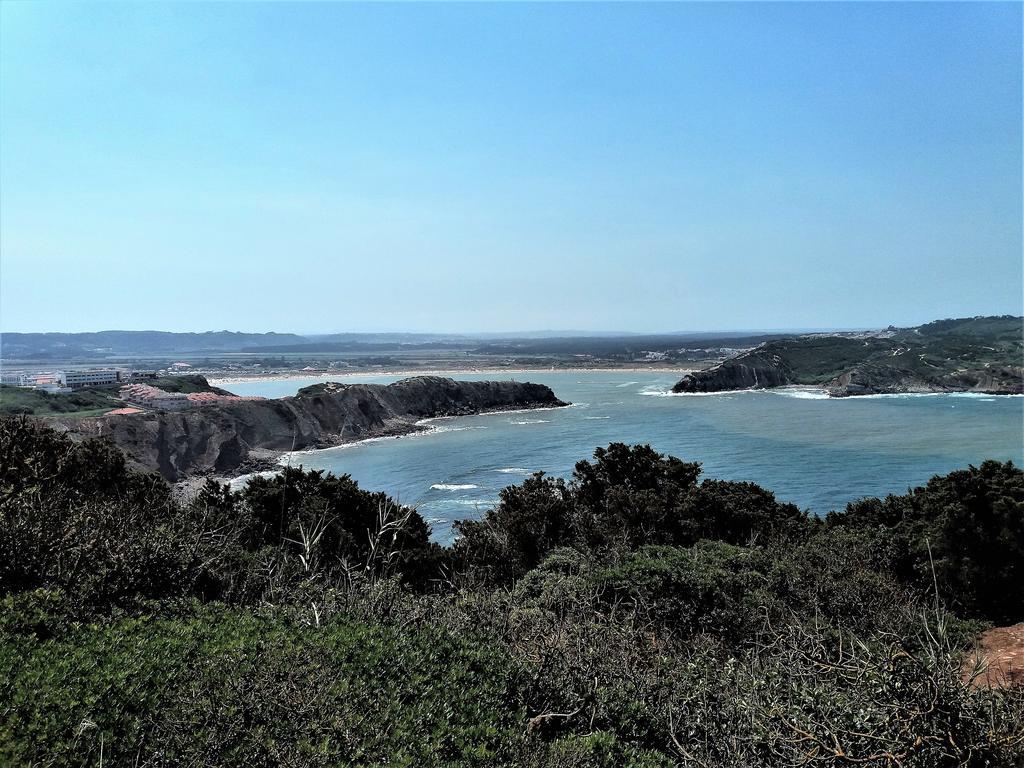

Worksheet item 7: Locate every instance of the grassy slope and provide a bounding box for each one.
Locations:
[0,386,123,417]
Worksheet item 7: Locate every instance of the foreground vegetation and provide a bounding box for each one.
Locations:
[1,416,1022,766]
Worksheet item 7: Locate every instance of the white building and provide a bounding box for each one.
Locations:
[119,383,195,410]
[0,371,28,386]
[59,369,121,389]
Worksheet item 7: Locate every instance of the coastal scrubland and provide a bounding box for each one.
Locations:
[1,417,1022,766]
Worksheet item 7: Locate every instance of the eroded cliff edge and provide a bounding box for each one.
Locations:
[53,377,567,480]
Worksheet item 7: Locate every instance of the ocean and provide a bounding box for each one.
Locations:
[224,371,1024,544]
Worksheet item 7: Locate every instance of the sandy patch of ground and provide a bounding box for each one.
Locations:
[964,623,1024,688]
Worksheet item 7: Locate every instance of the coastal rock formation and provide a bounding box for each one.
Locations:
[53,376,567,480]
[672,352,795,393]
[673,316,1024,397]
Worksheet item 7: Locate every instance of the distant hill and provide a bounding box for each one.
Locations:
[673,316,1024,396]
[0,331,311,359]
[468,332,793,357]
[0,328,795,360]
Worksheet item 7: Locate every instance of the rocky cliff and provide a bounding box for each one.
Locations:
[674,316,1024,397]
[673,351,797,393]
[54,377,567,480]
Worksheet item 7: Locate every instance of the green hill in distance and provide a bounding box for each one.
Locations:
[673,315,1024,396]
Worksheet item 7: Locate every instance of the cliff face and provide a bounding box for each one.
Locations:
[673,352,795,393]
[825,364,1024,397]
[55,377,566,480]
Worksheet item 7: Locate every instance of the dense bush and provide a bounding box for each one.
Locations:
[829,459,1024,623]
[454,443,811,583]
[595,542,770,641]
[0,418,444,611]
[0,596,526,767]
[1,417,1022,766]
[240,467,445,588]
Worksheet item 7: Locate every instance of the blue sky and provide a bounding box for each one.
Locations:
[1,2,1020,333]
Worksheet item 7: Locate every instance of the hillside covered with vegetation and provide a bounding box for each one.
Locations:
[0,375,228,417]
[0,385,124,418]
[1,416,1022,766]
[674,315,1024,396]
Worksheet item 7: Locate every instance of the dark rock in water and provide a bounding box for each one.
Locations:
[52,376,567,480]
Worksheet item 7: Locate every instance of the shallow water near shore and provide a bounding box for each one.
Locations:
[225,372,1024,544]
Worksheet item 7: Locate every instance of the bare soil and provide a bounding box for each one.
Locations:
[965,623,1024,688]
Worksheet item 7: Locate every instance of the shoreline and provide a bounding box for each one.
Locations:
[207,366,696,386]
[174,397,572,499]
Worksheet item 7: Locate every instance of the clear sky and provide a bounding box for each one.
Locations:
[1,2,1020,334]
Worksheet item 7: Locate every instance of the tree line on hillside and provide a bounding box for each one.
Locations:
[1,415,1022,766]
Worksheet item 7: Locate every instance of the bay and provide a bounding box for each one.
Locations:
[224,371,1024,544]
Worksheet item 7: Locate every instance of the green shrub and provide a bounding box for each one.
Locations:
[0,605,527,767]
[596,542,771,641]
[830,460,1024,623]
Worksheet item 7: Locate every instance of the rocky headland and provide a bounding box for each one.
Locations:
[673,315,1024,397]
[53,376,567,480]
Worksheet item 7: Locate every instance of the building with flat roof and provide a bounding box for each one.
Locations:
[0,371,28,386]
[59,369,121,389]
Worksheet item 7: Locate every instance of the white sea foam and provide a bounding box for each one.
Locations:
[453,499,498,507]
[495,467,531,474]
[836,391,1022,401]
[415,415,457,424]
[467,404,575,419]
[638,387,730,397]
[584,415,611,420]
[228,470,280,490]
[769,388,831,400]
[616,381,639,388]
[638,386,1018,402]
[509,419,551,425]
[430,483,479,491]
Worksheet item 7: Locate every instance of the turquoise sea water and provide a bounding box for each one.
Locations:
[224,372,1024,544]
